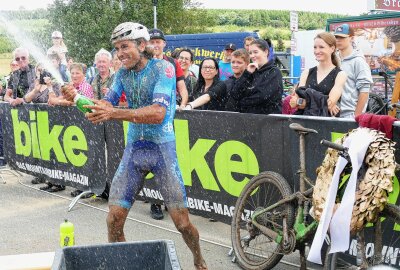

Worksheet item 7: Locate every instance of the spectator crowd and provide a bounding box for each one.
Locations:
[0,23,373,219]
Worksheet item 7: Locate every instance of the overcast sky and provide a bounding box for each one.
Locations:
[0,0,370,15]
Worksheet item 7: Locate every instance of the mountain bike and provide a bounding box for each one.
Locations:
[230,122,400,270]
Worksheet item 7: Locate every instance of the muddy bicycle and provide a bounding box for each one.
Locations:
[231,123,400,270]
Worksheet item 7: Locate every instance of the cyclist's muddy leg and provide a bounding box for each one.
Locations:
[107,205,129,242]
[169,208,208,270]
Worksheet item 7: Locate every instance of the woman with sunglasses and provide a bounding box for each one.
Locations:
[184,57,227,111]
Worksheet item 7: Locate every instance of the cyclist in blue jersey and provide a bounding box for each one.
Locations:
[62,22,207,270]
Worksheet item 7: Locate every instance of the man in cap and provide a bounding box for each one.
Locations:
[4,47,36,106]
[334,23,372,118]
[62,21,207,270]
[148,28,189,220]
[148,28,189,108]
[219,43,236,81]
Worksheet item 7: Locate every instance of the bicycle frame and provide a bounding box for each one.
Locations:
[250,130,318,246]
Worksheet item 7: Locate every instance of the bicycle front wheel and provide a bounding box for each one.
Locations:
[231,171,295,270]
[325,203,400,269]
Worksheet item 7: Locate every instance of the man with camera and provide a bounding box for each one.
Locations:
[4,47,36,106]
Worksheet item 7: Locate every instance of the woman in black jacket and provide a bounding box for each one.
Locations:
[184,57,227,111]
[231,39,283,114]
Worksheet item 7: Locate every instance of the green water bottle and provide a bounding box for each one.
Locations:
[60,219,74,247]
[73,94,95,113]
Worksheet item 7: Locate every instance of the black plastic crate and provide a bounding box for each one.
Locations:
[52,239,181,270]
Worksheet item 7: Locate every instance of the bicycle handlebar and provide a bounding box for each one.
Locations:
[320,139,347,152]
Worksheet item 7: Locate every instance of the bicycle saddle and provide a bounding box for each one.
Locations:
[289,123,318,134]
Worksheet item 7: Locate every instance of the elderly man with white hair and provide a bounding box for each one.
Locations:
[4,47,36,106]
[90,48,115,100]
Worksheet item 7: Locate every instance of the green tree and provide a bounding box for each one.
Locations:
[276,38,285,52]
[47,0,207,65]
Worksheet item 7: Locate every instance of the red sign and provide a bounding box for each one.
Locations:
[375,0,400,12]
[328,17,400,31]
[329,17,400,73]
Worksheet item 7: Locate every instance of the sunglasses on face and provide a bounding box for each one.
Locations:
[15,56,27,62]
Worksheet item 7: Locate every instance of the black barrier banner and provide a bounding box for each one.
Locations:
[105,112,400,221]
[1,103,400,263]
[0,103,106,194]
[105,112,400,263]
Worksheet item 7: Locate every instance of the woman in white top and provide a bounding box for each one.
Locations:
[47,31,68,65]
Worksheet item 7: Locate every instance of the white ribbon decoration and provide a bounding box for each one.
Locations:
[308,129,374,264]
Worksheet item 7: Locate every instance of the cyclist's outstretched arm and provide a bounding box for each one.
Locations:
[85,102,166,124]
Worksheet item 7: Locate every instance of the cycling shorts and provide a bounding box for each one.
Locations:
[108,140,187,210]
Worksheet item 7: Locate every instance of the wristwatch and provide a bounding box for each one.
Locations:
[296,98,304,106]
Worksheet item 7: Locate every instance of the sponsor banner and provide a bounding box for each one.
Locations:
[1,103,399,254]
[328,18,400,31]
[165,47,225,66]
[0,103,107,194]
[105,113,400,222]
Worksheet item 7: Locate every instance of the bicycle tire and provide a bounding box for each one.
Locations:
[231,171,295,270]
[324,203,400,269]
[366,93,386,115]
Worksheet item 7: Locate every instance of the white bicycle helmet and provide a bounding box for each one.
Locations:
[111,22,150,44]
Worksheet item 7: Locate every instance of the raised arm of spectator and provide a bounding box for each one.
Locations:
[23,82,40,103]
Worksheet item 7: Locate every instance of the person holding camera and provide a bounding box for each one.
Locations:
[23,64,61,103]
[289,32,347,117]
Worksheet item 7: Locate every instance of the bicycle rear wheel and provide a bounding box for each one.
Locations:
[325,203,400,269]
[231,171,295,270]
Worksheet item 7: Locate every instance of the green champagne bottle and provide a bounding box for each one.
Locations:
[74,94,95,113]
[60,219,74,247]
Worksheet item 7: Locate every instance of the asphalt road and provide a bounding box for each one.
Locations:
[0,169,321,269]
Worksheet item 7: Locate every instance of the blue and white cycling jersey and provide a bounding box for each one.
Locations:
[104,59,177,143]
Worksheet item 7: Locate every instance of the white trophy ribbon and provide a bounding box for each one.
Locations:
[308,129,374,264]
